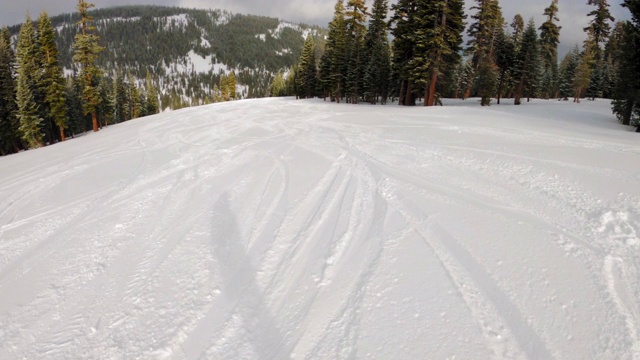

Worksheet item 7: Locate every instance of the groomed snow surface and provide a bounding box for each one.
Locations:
[1,98,639,359]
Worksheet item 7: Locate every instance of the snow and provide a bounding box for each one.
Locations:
[200,36,211,49]
[163,14,189,30]
[1,98,639,359]
[276,48,292,56]
[268,21,317,39]
[255,34,266,42]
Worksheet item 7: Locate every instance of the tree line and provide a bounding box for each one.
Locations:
[284,0,640,132]
[0,1,160,156]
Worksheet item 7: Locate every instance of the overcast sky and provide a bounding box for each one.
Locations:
[1,0,632,57]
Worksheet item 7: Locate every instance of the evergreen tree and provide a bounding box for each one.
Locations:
[322,0,348,103]
[16,14,44,148]
[558,45,580,100]
[296,35,318,99]
[411,0,466,106]
[98,76,113,126]
[362,0,391,104]
[269,71,286,97]
[573,48,593,103]
[345,0,367,103]
[228,71,237,100]
[538,0,561,99]
[494,26,515,104]
[128,73,141,119]
[511,14,525,44]
[584,0,615,99]
[390,0,419,105]
[220,75,229,101]
[37,12,68,141]
[465,0,504,99]
[65,74,86,135]
[0,27,21,155]
[475,55,498,105]
[73,0,104,132]
[113,70,126,123]
[145,70,159,114]
[612,0,640,129]
[513,18,540,105]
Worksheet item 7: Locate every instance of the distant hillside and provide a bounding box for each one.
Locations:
[9,5,327,107]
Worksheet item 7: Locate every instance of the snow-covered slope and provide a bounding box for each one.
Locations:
[1,98,639,359]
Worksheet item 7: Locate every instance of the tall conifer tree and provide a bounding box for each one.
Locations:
[0,27,21,154]
[513,19,540,105]
[37,12,68,141]
[73,0,104,132]
[16,14,44,148]
[539,0,561,99]
[362,0,391,104]
[612,0,640,129]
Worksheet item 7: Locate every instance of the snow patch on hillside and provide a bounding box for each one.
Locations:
[163,14,189,30]
[200,37,211,48]
[213,10,231,26]
[276,48,292,56]
[255,34,266,42]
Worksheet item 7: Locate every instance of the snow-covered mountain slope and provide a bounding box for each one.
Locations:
[0,98,639,359]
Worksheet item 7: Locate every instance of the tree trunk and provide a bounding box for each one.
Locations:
[92,111,98,132]
[59,126,66,142]
[405,80,413,106]
[497,69,505,105]
[399,79,406,106]
[427,68,438,106]
[514,82,523,105]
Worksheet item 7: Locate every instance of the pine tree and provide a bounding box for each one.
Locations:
[494,26,515,104]
[513,18,540,105]
[0,27,21,155]
[323,0,348,103]
[465,0,504,99]
[511,14,525,44]
[228,71,237,100]
[113,70,126,123]
[475,56,498,105]
[558,45,580,100]
[145,70,159,114]
[220,75,229,101]
[362,0,391,104]
[128,73,141,119]
[345,0,367,103]
[410,0,466,106]
[16,14,44,148]
[390,0,419,105]
[98,76,113,126]
[584,0,615,99]
[612,0,640,128]
[296,35,318,99]
[73,0,104,132]
[538,0,561,99]
[37,12,68,141]
[573,48,593,103]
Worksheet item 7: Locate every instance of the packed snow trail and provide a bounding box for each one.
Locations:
[0,98,639,359]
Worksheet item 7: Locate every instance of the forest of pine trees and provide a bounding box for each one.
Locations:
[0,1,161,155]
[285,0,640,131]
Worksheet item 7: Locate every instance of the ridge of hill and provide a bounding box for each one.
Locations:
[8,5,327,107]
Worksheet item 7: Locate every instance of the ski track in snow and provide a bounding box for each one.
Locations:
[0,98,639,359]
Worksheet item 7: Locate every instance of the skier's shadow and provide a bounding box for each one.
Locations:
[207,192,287,359]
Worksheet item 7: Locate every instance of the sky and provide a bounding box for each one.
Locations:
[0,0,632,57]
